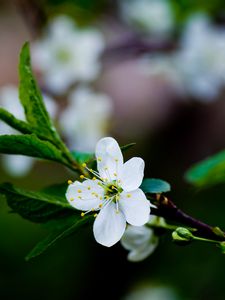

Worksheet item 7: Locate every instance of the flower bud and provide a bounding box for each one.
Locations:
[172,227,193,245]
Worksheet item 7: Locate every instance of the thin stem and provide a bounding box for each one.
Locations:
[150,195,225,242]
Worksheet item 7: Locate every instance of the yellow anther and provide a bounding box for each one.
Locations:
[81,212,85,217]
[115,158,119,162]
[91,208,95,212]
[100,196,103,200]
[115,210,120,214]
[70,197,74,201]
[92,192,96,196]
[78,196,82,199]
[97,157,102,162]
[92,177,96,181]
[126,194,131,198]
[77,189,82,193]
[80,175,85,179]
[111,186,115,189]
[94,213,98,218]
[87,186,91,190]
[67,180,73,185]
[104,167,108,170]
[99,203,103,208]
[113,172,117,177]
[90,169,93,172]
[105,196,110,199]
[118,180,121,183]
[82,163,87,168]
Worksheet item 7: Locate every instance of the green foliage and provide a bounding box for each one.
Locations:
[0,108,32,134]
[26,215,92,261]
[120,143,136,152]
[19,42,56,140]
[141,178,171,194]
[0,183,74,223]
[0,182,92,260]
[0,134,67,164]
[185,150,225,187]
[71,151,94,164]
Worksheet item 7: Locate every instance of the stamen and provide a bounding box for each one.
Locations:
[94,213,98,218]
[81,212,85,217]
[77,189,82,193]
[67,179,73,185]
[70,197,74,201]
[126,194,131,198]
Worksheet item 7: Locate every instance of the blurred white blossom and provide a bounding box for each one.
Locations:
[123,285,179,300]
[0,85,57,176]
[121,216,162,262]
[32,15,105,94]
[175,14,225,101]
[120,0,174,36]
[60,86,113,152]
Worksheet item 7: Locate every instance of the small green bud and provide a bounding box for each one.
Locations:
[172,227,193,245]
[212,227,225,239]
[219,241,225,254]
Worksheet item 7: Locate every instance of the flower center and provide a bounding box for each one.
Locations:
[104,182,123,200]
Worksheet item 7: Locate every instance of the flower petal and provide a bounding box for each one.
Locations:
[95,137,123,181]
[93,202,126,247]
[121,225,158,262]
[119,189,150,226]
[119,157,144,191]
[121,225,152,250]
[129,237,158,262]
[66,179,104,211]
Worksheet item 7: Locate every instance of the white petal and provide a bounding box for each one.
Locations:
[121,225,158,262]
[119,189,150,226]
[121,225,152,250]
[128,235,158,262]
[119,157,144,191]
[93,202,126,247]
[95,137,123,181]
[66,179,104,211]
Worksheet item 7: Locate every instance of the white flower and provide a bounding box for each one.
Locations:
[121,216,160,262]
[66,137,151,247]
[175,13,225,101]
[32,15,105,94]
[59,86,113,152]
[0,85,57,176]
[120,0,174,36]
[123,285,178,300]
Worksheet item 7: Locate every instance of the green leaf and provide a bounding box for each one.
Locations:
[71,151,95,164]
[0,134,67,164]
[19,42,55,139]
[141,178,171,194]
[185,149,225,187]
[26,215,92,261]
[121,142,136,152]
[0,182,74,223]
[0,108,32,134]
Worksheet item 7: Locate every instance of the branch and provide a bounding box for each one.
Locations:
[151,195,225,241]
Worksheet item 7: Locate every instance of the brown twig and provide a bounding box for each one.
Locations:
[151,195,225,241]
